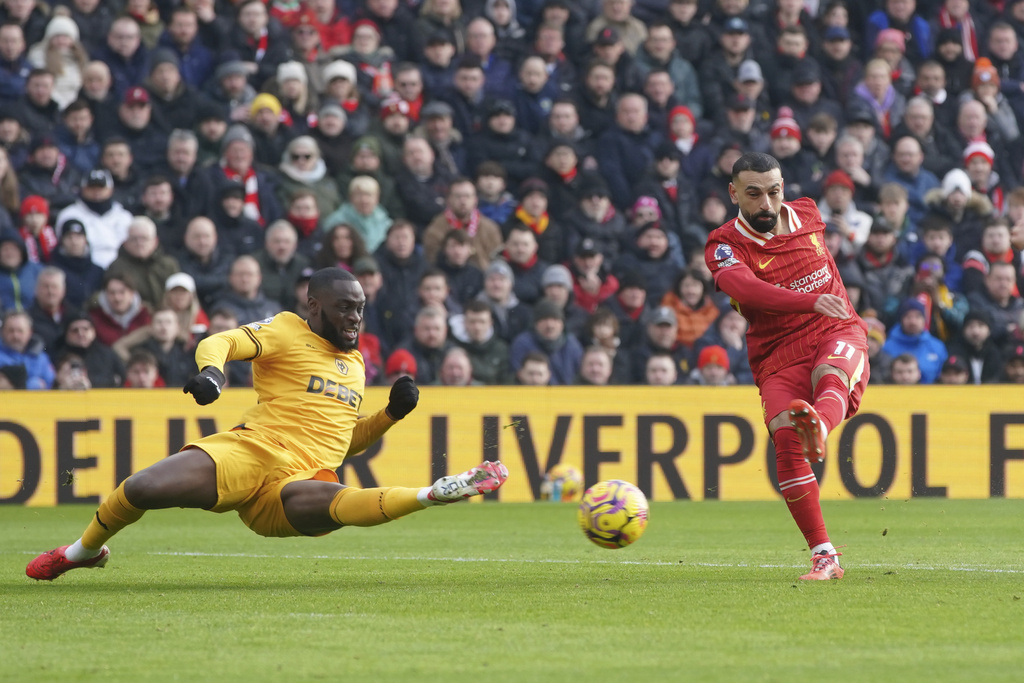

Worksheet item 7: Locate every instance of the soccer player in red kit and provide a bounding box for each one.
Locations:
[704,153,869,581]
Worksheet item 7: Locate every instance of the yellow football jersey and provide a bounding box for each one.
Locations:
[194,311,366,470]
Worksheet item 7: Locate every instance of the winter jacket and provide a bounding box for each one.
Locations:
[0,337,53,389]
[458,332,510,385]
[881,326,948,384]
[106,245,181,309]
[50,249,104,309]
[509,329,583,386]
[55,200,135,270]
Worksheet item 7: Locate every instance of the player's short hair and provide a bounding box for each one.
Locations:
[308,267,357,299]
[731,152,781,179]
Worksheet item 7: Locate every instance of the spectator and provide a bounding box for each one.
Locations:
[966,261,1024,344]
[698,16,755,122]
[225,0,292,90]
[53,169,130,269]
[15,194,50,263]
[88,271,152,346]
[503,176,563,264]
[596,94,661,211]
[576,344,612,385]
[277,135,341,218]
[512,56,558,136]
[436,228,483,306]
[99,137,142,211]
[49,220,102,309]
[204,54,257,123]
[687,343,734,385]
[769,107,824,201]
[1001,344,1024,383]
[418,28,457,97]
[27,265,74,352]
[660,266,718,349]
[383,347,417,385]
[465,17,513,100]
[56,311,123,386]
[865,0,932,64]
[577,60,617,139]
[314,223,369,272]
[578,307,631,383]
[15,68,59,138]
[586,0,648,55]
[629,304,691,383]
[474,162,515,226]
[818,170,873,247]
[161,272,208,347]
[959,58,1020,145]
[889,352,922,384]
[819,25,861,107]
[0,23,29,106]
[0,229,38,311]
[95,16,149,100]
[961,218,1018,296]
[635,21,701,118]
[423,177,503,269]
[51,351,91,390]
[213,254,283,325]
[435,345,479,385]
[456,298,509,384]
[418,100,467,179]
[121,307,195,387]
[253,220,309,310]
[412,0,466,60]
[325,175,393,253]
[402,304,451,385]
[509,298,583,385]
[882,297,948,384]
[515,349,551,385]
[476,258,530,342]
[946,309,1004,384]
[123,348,164,387]
[27,16,87,110]
[0,309,52,388]
[883,136,941,225]
[157,6,214,90]
[393,136,452,230]
[194,123,283,227]
[375,220,427,350]
[336,135,405,220]
[564,175,627,263]
[54,98,99,175]
[501,223,549,305]
[105,216,179,308]
[693,307,753,384]
[468,97,538,189]
[962,141,1005,217]
[175,216,232,310]
[644,351,678,385]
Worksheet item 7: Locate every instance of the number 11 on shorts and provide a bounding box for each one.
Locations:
[829,341,855,360]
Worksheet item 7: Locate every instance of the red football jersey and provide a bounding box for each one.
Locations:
[704,197,865,383]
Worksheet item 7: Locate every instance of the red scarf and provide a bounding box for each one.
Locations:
[939,7,977,61]
[287,212,319,237]
[445,208,479,237]
[662,178,678,202]
[222,163,263,225]
[341,98,359,113]
[19,225,57,263]
[503,249,538,269]
[248,28,269,62]
[514,205,549,234]
[558,167,577,183]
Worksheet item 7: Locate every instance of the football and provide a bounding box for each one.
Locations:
[541,463,584,502]
[577,480,649,549]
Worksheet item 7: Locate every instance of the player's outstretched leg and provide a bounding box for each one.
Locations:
[27,449,217,581]
[423,461,509,504]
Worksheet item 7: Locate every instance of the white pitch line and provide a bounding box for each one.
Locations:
[13,550,1024,574]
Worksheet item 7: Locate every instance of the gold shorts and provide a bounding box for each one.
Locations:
[186,428,339,538]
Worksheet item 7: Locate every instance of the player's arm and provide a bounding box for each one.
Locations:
[713,265,819,314]
[183,328,262,405]
[346,377,420,456]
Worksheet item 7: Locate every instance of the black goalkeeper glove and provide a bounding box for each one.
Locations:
[385,375,419,420]
[183,366,226,405]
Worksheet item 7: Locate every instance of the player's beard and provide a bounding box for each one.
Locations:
[320,309,359,351]
[746,209,778,233]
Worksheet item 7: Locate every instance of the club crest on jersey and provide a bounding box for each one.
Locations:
[810,233,825,256]
[336,358,348,375]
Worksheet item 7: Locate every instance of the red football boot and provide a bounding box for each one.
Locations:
[788,399,827,462]
[26,545,110,581]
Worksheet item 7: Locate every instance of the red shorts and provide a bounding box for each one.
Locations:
[758,329,870,428]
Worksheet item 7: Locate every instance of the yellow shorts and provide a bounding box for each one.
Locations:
[186,428,339,538]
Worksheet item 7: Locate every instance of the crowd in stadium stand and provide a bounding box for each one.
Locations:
[1,0,1024,390]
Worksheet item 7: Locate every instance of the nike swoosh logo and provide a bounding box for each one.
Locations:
[758,256,776,269]
[785,492,810,503]
[826,355,847,360]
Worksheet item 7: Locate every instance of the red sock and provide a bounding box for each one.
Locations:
[813,373,848,434]
[774,426,829,549]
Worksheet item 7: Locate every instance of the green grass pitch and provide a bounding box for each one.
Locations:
[3,498,1023,683]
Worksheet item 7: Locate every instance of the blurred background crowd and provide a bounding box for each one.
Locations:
[0,0,1023,390]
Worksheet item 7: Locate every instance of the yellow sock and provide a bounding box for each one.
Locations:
[328,487,426,527]
[80,481,146,550]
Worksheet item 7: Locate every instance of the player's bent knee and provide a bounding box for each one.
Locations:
[812,363,849,386]
[767,411,791,435]
[281,480,345,536]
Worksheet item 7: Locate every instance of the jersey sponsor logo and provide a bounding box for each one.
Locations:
[713,243,733,261]
[757,256,776,269]
[336,358,348,375]
[788,265,832,293]
[306,375,362,409]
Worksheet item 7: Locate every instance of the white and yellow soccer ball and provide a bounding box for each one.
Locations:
[540,463,584,502]
[577,480,649,549]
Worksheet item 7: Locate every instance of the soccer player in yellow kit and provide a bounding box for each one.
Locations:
[27,268,508,581]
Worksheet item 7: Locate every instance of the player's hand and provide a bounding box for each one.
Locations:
[813,294,850,320]
[385,375,419,420]
[183,366,226,405]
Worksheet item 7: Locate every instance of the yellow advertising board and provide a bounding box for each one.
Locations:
[1,386,1022,505]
